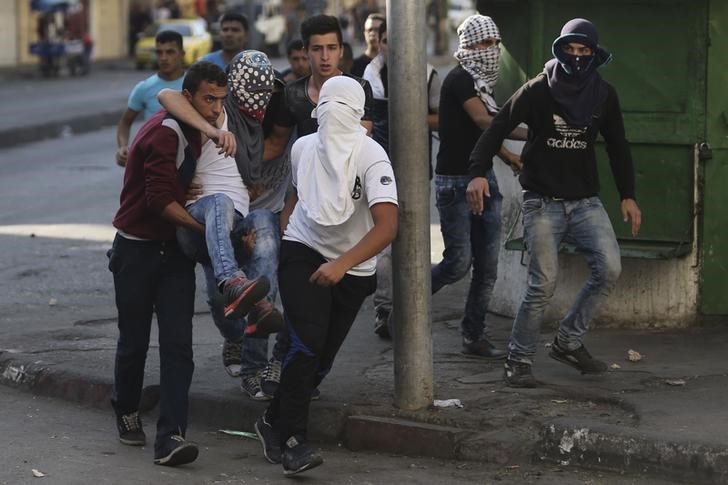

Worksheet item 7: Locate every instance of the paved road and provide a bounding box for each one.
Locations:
[1,386,672,485]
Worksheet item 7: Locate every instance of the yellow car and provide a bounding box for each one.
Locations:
[134,18,212,69]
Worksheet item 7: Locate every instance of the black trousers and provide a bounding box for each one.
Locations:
[267,240,375,442]
[108,234,196,453]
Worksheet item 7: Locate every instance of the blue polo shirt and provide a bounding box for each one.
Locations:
[200,50,227,69]
[128,73,186,120]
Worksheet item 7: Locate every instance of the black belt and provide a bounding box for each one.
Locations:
[522,190,567,202]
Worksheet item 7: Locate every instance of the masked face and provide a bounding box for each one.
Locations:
[228,51,274,122]
[556,42,596,78]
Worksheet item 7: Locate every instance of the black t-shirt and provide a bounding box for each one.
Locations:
[435,65,484,176]
[275,73,374,137]
[469,74,635,200]
[350,53,373,78]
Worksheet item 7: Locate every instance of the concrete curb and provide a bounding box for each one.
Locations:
[3,351,727,482]
[0,109,124,149]
[538,418,728,484]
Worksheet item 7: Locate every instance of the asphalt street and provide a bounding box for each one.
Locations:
[1,386,674,485]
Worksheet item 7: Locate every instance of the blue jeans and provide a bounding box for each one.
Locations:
[508,193,622,364]
[431,172,502,342]
[178,199,281,376]
[108,235,195,453]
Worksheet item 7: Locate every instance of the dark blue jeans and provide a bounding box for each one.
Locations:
[431,172,502,342]
[109,234,196,453]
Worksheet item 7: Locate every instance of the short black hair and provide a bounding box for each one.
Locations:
[182,61,227,94]
[378,19,387,38]
[301,14,342,48]
[219,12,248,32]
[286,39,304,56]
[155,30,183,50]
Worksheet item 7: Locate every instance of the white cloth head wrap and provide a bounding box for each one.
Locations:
[454,15,502,114]
[296,76,367,226]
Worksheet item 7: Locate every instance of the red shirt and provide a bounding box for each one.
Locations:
[113,111,201,240]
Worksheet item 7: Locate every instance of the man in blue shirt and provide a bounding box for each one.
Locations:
[200,12,248,69]
[115,30,185,167]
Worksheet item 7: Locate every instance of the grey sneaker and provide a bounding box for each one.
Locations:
[153,434,198,466]
[503,359,539,388]
[549,337,607,374]
[281,435,323,476]
[260,358,281,398]
[116,411,146,446]
[241,374,268,401]
[222,339,243,377]
[462,338,507,360]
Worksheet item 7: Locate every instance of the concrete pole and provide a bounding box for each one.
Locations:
[386,0,434,410]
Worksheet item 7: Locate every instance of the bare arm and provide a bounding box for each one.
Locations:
[160,200,205,233]
[463,97,527,140]
[310,202,398,286]
[115,108,140,167]
[264,124,293,161]
[157,88,236,156]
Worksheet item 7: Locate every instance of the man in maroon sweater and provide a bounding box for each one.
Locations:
[108,62,231,466]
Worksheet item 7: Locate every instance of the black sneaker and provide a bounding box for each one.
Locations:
[222,339,243,377]
[281,435,323,476]
[241,374,269,401]
[223,275,270,320]
[245,299,284,338]
[116,411,146,446]
[153,435,198,466]
[373,309,391,339]
[462,338,507,360]
[254,414,281,464]
[503,359,539,388]
[311,387,321,401]
[260,358,281,398]
[549,337,607,374]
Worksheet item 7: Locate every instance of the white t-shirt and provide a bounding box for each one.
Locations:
[284,136,398,276]
[187,109,249,216]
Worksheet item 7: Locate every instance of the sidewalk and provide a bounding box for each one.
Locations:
[1,262,727,483]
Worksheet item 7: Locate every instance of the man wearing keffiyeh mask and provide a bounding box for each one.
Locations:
[431,15,527,361]
[157,54,288,400]
[257,76,398,476]
[454,14,502,115]
[467,18,641,388]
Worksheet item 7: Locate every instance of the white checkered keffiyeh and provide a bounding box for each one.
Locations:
[454,15,502,114]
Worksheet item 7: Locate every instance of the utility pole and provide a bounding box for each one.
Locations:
[386,0,434,411]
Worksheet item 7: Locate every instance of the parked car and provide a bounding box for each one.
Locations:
[448,0,476,31]
[134,18,212,69]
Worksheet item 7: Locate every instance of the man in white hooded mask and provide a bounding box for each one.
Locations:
[254,76,398,476]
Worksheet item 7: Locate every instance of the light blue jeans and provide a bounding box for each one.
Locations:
[430,172,502,342]
[508,193,622,364]
[177,195,280,376]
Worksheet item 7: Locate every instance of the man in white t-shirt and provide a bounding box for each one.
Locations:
[173,61,282,348]
[254,76,398,476]
[161,53,286,401]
